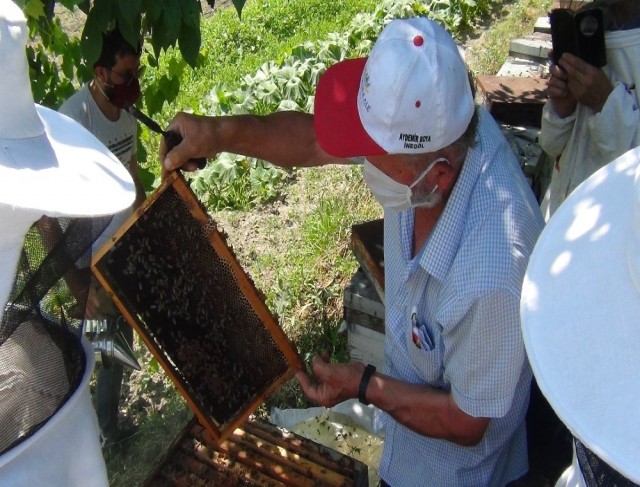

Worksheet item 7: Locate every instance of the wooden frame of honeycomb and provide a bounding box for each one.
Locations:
[92,171,302,444]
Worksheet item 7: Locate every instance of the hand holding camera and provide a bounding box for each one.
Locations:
[550,7,607,67]
[547,7,613,116]
[548,53,614,116]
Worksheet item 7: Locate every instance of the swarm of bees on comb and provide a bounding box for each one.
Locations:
[93,172,302,442]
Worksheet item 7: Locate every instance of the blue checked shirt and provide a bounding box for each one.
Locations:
[376,108,545,486]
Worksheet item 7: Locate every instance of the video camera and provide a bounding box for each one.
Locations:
[549,6,607,68]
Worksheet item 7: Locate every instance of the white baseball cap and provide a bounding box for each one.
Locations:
[314,17,474,157]
[521,146,640,482]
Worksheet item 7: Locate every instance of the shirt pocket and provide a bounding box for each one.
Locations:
[405,320,444,383]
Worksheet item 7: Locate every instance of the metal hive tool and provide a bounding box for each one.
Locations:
[92,171,302,443]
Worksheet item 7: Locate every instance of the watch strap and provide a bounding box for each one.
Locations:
[358,363,376,405]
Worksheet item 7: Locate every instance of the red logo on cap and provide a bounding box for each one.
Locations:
[413,35,424,46]
[415,100,421,108]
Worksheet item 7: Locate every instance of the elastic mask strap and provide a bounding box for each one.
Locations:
[409,157,449,190]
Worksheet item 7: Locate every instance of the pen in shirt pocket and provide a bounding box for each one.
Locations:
[411,306,434,350]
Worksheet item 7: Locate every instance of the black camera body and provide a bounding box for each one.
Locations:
[550,7,607,68]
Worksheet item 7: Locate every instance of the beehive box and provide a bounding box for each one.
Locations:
[344,268,385,372]
[476,75,547,128]
[92,171,302,443]
[350,219,384,302]
[143,417,369,487]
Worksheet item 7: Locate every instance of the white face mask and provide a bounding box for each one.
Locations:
[363,157,447,211]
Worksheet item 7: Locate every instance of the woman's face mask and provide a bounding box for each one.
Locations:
[363,157,447,211]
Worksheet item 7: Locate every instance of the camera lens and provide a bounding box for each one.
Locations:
[580,14,600,36]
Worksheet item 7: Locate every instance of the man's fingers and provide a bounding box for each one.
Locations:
[549,63,568,80]
[559,52,596,79]
[163,141,199,172]
[295,369,311,390]
[295,369,321,402]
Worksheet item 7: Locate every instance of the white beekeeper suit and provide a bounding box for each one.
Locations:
[539,24,640,220]
[0,0,136,484]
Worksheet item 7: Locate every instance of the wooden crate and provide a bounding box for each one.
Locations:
[350,219,384,302]
[551,0,589,11]
[344,268,384,334]
[476,75,547,128]
[344,269,385,372]
[92,171,302,444]
[144,417,369,487]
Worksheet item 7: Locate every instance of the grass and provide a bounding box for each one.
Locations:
[137,0,379,183]
[196,0,379,88]
[104,0,552,484]
[142,0,378,120]
[102,385,190,485]
[466,0,554,75]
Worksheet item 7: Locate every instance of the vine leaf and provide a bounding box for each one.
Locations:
[232,0,245,18]
[24,0,45,19]
[181,0,200,28]
[80,0,115,66]
[178,21,201,68]
[150,0,181,58]
[116,0,142,48]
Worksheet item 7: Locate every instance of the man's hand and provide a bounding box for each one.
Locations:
[550,53,613,116]
[547,56,578,118]
[160,112,218,176]
[295,354,365,408]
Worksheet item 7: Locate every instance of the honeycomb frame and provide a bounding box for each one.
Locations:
[92,171,302,443]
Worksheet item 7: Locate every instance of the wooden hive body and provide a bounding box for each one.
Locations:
[144,417,369,487]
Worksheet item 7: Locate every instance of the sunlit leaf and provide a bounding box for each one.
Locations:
[277,99,301,111]
[210,153,241,184]
[23,0,45,19]
[138,165,156,192]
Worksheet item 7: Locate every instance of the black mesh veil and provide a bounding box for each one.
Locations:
[576,438,640,487]
[0,215,111,455]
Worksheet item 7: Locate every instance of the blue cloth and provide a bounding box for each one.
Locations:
[377,108,545,486]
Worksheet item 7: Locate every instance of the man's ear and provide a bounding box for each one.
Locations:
[94,65,107,82]
[434,153,462,194]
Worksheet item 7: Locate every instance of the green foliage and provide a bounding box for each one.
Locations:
[413,0,497,33]
[17,0,246,110]
[187,0,493,211]
[190,154,289,210]
[465,0,553,75]
[240,164,380,353]
[20,0,87,107]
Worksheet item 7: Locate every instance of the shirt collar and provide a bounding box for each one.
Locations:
[417,134,486,280]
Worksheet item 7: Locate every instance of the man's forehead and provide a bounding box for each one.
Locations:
[114,52,140,66]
